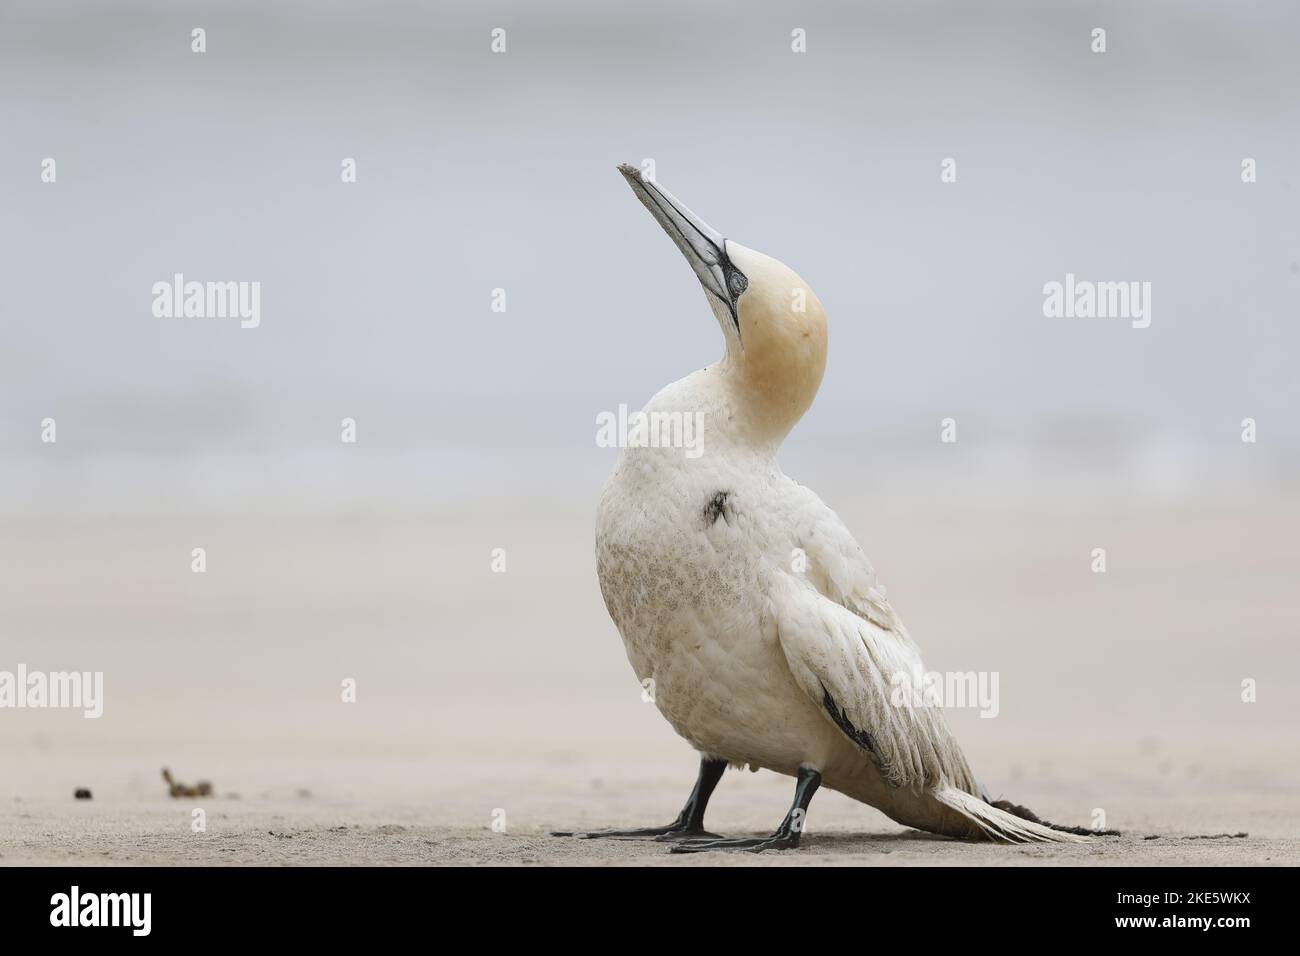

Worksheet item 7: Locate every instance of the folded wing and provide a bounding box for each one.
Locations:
[774,479,979,792]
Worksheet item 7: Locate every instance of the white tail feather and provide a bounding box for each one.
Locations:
[934,787,1092,844]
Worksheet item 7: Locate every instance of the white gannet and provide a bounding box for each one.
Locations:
[558,164,1092,852]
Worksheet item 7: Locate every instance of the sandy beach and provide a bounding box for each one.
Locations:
[4,500,1297,866]
[5,790,1296,867]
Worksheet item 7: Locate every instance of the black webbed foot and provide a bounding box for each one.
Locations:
[550,823,721,842]
[668,765,822,855]
[550,756,727,844]
[669,833,799,854]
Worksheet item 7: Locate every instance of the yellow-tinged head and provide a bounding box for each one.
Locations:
[617,164,827,443]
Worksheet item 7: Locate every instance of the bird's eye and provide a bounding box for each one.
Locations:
[729,271,748,297]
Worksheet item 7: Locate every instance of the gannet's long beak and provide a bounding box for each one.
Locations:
[617,163,747,329]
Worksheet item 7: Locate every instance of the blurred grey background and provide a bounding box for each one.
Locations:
[2,0,1297,515]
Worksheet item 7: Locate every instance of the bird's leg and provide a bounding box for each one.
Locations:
[550,756,727,842]
[671,766,822,854]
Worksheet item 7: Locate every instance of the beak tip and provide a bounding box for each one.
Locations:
[616,162,641,181]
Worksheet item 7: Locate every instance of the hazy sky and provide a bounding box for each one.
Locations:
[2,0,1296,510]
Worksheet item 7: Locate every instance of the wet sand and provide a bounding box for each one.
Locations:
[3,500,1298,865]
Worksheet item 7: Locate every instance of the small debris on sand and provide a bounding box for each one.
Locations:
[162,768,213,798]
[74,789,92,800]
[1182,832,1249,840]
[1145,832,1249,841]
